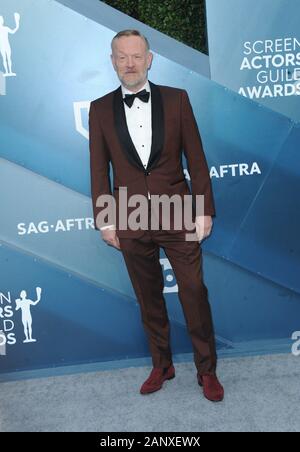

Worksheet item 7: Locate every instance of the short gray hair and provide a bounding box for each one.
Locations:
[111,29,150,51]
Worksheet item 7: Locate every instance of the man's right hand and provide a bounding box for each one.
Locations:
[101,229,121,250]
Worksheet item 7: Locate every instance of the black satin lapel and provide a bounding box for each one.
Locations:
[113,87,145,171]
[147,81,164,171]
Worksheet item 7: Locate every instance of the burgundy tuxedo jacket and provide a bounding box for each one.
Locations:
[89,80,215,238]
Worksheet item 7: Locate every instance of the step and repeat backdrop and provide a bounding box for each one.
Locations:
[206,0,300,121]
[0,0,299,373]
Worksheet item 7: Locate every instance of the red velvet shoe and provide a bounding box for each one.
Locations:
[198,373,224,402]
[140,365,175,394]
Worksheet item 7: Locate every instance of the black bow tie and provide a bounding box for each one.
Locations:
[123,89,150,108]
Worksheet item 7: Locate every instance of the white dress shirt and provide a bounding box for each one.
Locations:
[100,80,152,230]
[121,80,152,169]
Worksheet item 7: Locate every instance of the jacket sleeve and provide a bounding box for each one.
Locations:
[89,101,113,230]
[181,89,216,217]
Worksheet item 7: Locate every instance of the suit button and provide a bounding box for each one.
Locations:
[145,171,151,176]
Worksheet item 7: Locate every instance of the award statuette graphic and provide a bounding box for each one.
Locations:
[15,287,42,343]
[0,12,20,77]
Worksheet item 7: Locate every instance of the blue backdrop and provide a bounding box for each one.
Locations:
[206,0,300,121]
[0,0,299,373]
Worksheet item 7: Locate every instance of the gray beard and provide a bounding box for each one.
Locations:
[119,72,148,90]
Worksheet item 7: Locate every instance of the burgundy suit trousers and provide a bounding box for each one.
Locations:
[119,205,217,375]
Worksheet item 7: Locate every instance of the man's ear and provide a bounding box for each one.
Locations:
[110,54,116,71]
[148,52,153,70]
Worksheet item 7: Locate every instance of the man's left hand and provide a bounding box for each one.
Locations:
[195,216,213,242]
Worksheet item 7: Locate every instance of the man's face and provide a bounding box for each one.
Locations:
[111,36,153,90]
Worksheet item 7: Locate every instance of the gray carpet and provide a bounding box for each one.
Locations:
[1,353,300,432]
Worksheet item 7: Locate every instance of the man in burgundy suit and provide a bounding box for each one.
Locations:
[89,30,224,402]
